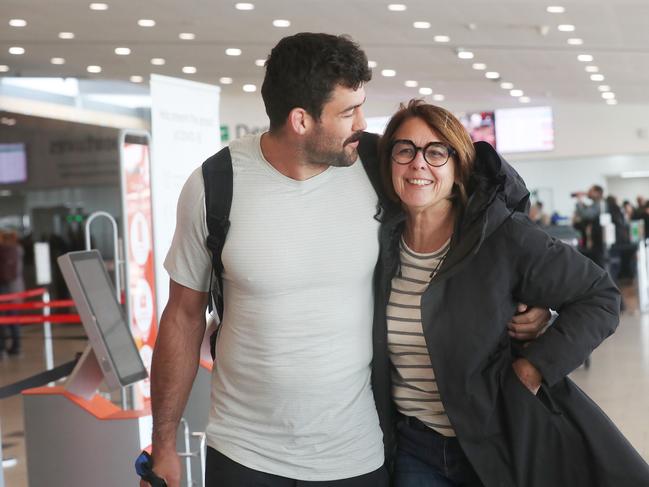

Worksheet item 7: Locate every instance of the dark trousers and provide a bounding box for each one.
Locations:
[205,447,389,487]
[394,416,483,487]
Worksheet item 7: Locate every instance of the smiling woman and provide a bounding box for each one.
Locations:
[372,100,649,486]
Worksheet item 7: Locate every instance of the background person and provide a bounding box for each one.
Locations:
[0,229,24,357]
[373,100,649,487]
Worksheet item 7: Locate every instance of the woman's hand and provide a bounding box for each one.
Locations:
[512,358,542,395]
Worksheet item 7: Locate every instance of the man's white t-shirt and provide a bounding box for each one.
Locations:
[164,134,384,480]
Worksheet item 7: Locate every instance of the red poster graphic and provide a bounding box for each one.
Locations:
[123,142,157,400]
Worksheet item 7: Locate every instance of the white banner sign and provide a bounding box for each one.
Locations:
[150,74,221,314]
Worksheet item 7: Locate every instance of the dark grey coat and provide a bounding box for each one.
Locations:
[371,142,649,487]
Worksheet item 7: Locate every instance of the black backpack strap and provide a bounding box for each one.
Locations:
[358,131,389,220]
[201,146,233,324]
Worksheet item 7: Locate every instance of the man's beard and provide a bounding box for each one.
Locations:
[304,128,363,167]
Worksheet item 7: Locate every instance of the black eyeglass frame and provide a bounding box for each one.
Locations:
[390,139,456,167]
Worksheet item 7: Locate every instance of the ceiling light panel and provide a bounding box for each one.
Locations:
[235,3,254,10]
[413,21,431,29]
[388,4,407,11]
[557,24,575,32]
[225,48,242,56]
[89,3,109,11]
[59,32,75,39]
[272,19,291,28]
[138,19,156,27]
[9,19,27,27]
[546,6,565,13]
[419,87,433,95]
[179,33,195,40]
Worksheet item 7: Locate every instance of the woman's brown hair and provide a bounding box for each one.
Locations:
[379,99,476,210]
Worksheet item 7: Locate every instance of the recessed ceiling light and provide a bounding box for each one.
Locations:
[558,24,575,32]
[87,65,102,73]
[434,35,450,43]
[381,69,396,77]
[115,47,131,55]
[8,47,25,55]
[89,3,109,11]
[577,54,593,62]
[472,63,486,70]
[388,4,407,11]
[546,6,565,13]
[50,57,66,65]
[0,65,9,72]
[597,85,611,92]
[590,74,605,81]
[151,58,166,65]
[130,75,144,83]
[567,38,583,45]
[179,32,195,40]
[500,82,514,89]
[273,19,291,28]
[519,96,531,103]
[457,50,474,60]
[585,66,599,73]
[419,87,433,95]
[606,99,618,105]
[219,77,233,84]
[255,59,266,67]
[235,2,254,10]
[405,80,418,88]
[9,19,27,27]
[59,32,75,39]
[413,21,431,29]
[433,94,445,101]
[138,19,156,27]
[182,66,197,74]
[510,89,524,97]
[485,71,500,79]
[368,60,378,68]
[243,84,257,92]
[601,92,615,100]
[225,48,242,56]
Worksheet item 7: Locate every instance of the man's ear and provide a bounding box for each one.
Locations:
[287,107,314,135]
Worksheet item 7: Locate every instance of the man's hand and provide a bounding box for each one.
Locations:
[508,304,551,340]
[512,358,542,395]
[139,447,180,487]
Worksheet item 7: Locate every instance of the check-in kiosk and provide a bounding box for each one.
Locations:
[23,250,151,487]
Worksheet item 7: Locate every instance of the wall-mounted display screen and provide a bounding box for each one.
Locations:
[0,143,28,184]
[458,111,496,148]
[494,106,554,153]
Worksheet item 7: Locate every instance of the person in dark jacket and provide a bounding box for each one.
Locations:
[371,100,649,487]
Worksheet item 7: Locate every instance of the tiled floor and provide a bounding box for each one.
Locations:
[1,288,649,486]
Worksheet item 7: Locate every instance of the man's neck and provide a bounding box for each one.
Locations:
[260,131,329,181]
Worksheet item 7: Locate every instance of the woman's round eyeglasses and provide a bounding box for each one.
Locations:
[390,139,456,167]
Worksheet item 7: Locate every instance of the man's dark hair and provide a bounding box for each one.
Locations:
[592,185,604,197]
[261,33,371,131]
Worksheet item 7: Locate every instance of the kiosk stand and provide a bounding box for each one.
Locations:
[23,250,151,487]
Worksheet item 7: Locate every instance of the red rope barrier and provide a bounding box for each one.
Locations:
[0,287,48,302]
[0,314,81,325]
[0,300,75,311]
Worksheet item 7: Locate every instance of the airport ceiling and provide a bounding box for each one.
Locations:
[1,0,648,110]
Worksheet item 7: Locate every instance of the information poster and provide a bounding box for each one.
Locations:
[121,135,157,399]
